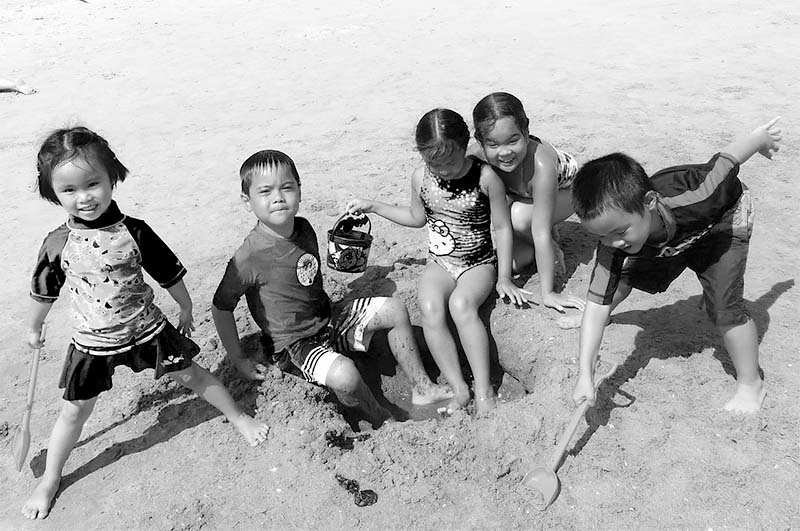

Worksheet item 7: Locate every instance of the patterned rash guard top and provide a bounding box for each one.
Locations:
[419,157,496,279]
[30,202,187,354]
[505,135,578,200]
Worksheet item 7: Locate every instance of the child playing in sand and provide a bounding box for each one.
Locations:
[211,150,452,427]
[570,117,782,414]
[22,126,269,521]
[470,92,585,314]
[346,108,530,415]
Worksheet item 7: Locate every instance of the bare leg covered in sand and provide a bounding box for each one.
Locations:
[365,297,453,405]
[720,319,765,413]
[22,397,98,519]
[324,356,395,428]
[168,362,269,446]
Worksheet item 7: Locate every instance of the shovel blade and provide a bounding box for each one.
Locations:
[12,426,31,472]
[520,466,560,510]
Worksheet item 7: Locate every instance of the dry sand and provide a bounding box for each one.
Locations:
[1,0,798,529]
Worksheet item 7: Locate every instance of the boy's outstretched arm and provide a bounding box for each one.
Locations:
[27,299,52,349]
[573,301,613,406]
[722,117,782,164]
[166,279,195,336]
[211,305,267,380]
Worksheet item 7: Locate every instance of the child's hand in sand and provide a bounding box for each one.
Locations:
[233,357,268,381]
[754,116,782,159]
[496,278,533,307]
[572,373,596,407]
[542,291,585,314]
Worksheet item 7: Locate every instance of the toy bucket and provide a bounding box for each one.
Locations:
[327,213,373,273]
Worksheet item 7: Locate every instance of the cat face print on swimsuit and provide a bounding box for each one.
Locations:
[479,116,528,173]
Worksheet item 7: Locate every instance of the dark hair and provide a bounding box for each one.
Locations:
[472,92,530,144]
[571,152,652,220]
[239,150,301,195]
[414,108,470,162]
[36,126,128,205]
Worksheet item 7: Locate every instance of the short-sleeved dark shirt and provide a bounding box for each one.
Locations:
[212,217,331,352]
[30,201,186,352]
[588,152,742,305]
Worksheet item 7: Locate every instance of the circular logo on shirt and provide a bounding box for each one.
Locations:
[296,253,318,286]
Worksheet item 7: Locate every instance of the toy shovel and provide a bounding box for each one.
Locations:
[520,360,618,510]
[12,324,46,472]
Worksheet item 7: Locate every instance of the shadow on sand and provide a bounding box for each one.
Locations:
[570,278,794,456]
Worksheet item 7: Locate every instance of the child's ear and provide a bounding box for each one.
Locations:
[240,193,253,212]
[644,190,658,210]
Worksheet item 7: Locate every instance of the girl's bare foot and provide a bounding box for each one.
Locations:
[22,476,60,520]
[723,380,766,414]
[437,387,470,416]
[411,382,454,405]
[474,388,497,415]
[230,413,270,446]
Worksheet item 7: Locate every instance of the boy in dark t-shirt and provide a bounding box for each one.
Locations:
[567,118,781,414]
[212,150,452,427]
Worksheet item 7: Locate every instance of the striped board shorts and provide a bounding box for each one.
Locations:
[282,297,386,385]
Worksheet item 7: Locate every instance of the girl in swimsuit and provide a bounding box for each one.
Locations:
[471,92,585,314]
[347,108,529,415]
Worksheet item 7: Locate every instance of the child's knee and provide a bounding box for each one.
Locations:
[448,294,477,323]
[60,398,97,424]
[381,297,410,326]
[324,356,363,395]
[419,297,447,325]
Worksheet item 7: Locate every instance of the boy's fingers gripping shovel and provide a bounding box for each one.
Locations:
[12,324,46,472]
[520,360,618,510]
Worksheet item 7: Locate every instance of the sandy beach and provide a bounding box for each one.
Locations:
[1,0,798,528]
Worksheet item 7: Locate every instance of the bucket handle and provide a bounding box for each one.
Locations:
[331,213,371,238]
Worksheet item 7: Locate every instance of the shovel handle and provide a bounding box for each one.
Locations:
[23,324,46,413]
[547,360,619,470]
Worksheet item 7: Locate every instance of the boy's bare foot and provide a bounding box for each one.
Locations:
[232,358,268,381]
[230,413,270,446]
[723,380,766,414]
[411,382,454,405]
[437,387,470,416]
[22,476,60,520]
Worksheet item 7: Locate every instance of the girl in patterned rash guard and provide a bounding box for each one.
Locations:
[22,126,268,521]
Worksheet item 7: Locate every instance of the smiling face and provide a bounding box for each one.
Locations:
[581,203,654,254]
[478,116,528,173]
[51,155,114,222]
[241,163,301,237]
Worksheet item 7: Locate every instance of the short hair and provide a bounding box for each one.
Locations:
[36,126,129,205]
[572,152,652,220]
[472,92,530,144]
[239,150,300,196]
[414,108,471,163]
